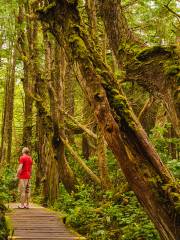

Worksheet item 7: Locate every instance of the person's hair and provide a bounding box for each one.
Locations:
[22,147,30,155]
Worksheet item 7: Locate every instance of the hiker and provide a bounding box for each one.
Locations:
[16,147,33,209]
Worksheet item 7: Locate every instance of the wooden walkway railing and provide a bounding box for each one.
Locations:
[7,203,85,240]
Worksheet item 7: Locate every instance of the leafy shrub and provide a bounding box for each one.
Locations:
[0,165,17,203]
[167,159,180,178]
[53,185,160,240]
[0,203,8,240]
[149,123,180,178]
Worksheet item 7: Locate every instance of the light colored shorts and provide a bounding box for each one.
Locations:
[18,179,30,195]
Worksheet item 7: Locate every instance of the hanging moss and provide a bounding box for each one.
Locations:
[69,33,88,59]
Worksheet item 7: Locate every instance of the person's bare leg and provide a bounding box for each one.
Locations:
[25,180,30,208]
[20,192,25,207]
[19,180,25,208]
[25,192,29,207]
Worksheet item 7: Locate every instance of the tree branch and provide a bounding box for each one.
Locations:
[61,136,101,185]
[164,4,180,20]
[61,109,97,140]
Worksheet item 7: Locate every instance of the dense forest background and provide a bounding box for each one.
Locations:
[0,0,179,239]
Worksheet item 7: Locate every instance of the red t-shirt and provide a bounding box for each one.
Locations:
[18,154,33,179]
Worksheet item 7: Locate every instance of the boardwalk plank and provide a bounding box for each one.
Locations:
[7,203,85,240]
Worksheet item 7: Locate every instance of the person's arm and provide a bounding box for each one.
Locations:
[30,158,33,177]
[16,163,23,178]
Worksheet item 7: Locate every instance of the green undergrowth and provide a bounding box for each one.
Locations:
[0,166,16,239]
[52,184,160,240]
[50,150,160,240]
[50,129,179,240]
[149,123,180,178]
[0,165,17,203]
[0,203,9,240]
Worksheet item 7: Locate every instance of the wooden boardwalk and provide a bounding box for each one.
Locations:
[7,203,85,240]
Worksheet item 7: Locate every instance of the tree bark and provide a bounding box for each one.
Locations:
[17,2,33,149]
[126,47,180,136]
[0,46,16,163]
[85,0,97,41]
[97,127,111,189]
[64,60,75,143]
[138,97,159,134]
[37,2,180,239]
[49,43,76,193]
[97,0,143,67]
[61,109,97,140]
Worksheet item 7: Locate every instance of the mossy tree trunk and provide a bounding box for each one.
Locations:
[64,60,75,144]
[97,127,111,189]
[37,2,180,239]
[17,2,34,150]
[49,43,76,193]
[85,0,97,41]
[36,29,59,204]
[34,38,56,203]
[0,46,16,163]
[97,0,143,67]
[82,96,96,160]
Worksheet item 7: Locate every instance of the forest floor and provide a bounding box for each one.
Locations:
[6,203,85,240]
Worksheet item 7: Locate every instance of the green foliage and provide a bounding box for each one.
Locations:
[53,184,160,240]
[0,165,17,203]
[149,123,180,178]
[167,160,180,178]
[0,203,8,240]
[124,0,178,45]
[105,192,160,240]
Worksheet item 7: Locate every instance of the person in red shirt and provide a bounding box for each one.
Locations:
[16,147,33,209]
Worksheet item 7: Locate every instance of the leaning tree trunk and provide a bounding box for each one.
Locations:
[97,0,180,136]
[82,96,96,160]
[37,2,180,239]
